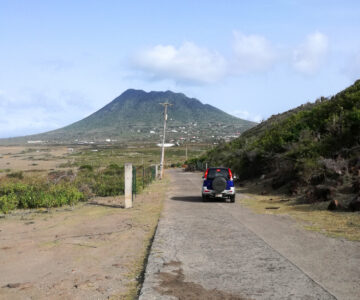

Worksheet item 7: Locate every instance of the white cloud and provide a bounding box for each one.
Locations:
[133,31,332,83]
[0,90,95,138]
[232,31,276,72]
[232,110,262,123]
[133,42,227,84]
[0,106,61,138]
[292,32,329,74]
[344,51,360,80]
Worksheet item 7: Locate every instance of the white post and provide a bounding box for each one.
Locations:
[155,164,159,179]
[124,163,133,208]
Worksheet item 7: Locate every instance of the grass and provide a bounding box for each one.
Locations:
[0,143,205,214]
[0,146,163,213]
[59,144,208,169]
[238,185,360,241]
[110,177,169,299]
[0,180,84,213]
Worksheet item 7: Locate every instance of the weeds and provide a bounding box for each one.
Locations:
[6,171,24,179]
[0,143,187,214]
[0,181,84,213]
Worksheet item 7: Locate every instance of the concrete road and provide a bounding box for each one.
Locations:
[140,169,360,299]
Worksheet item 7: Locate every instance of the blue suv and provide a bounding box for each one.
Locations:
[202,167,235,202]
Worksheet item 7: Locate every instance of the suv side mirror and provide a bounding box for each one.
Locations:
[202,176,204,179]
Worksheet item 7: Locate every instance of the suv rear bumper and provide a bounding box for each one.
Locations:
[202,186,235,197]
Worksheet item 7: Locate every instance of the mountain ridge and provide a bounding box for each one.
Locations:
[0,89,256,144]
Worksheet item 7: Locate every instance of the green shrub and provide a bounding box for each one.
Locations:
[93,175,124,196]
[7,171,24,179]
[79,164,93,171]
[0,193,18,214]
[103,163,123,175]
[0,181,84,213]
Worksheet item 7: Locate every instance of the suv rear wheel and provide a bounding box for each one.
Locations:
[212,176,227,193]
[230,195,235,203]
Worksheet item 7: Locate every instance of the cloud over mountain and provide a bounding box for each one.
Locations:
[231,109,263,123]
[134,42,227,84]
[232,31,276,72]
[0,89,94,138]
[292,32,329,74]
[133,31,330,84]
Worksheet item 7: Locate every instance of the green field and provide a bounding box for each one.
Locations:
[0,143,210,214]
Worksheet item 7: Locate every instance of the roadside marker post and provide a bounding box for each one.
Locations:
[124,163,133,208]
[142,165,145,190]
[155,164,159,179]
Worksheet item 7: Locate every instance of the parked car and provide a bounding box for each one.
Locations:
[201,167,235,202]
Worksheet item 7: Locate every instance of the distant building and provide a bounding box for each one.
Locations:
[156,143,175,147]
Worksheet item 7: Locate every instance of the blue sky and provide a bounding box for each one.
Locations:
[1,0,360,138]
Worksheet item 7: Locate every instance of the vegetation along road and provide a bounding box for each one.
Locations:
[140,169,360,300]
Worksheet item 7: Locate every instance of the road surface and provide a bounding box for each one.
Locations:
[140,169,360,299]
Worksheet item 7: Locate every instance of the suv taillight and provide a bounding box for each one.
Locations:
[204,168,209,179]
[228,168,233,180]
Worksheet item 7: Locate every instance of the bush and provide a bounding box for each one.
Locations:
[93,175,124,196]
[79,164,93,171]
[0,181,84,213]
[74,164,125,197]
[0,193,18,214]
[103,163,123,175]
[7,171,24,179]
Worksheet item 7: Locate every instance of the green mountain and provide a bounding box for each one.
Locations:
[1,89,256,144]
[189,80,360,210]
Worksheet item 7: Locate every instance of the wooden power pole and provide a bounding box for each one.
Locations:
[159,102,172,179]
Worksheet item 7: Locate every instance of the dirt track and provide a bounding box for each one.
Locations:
[140,169,360,300]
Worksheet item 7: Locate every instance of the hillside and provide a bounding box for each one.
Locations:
[0,89,256,144]
[189,80,360,211]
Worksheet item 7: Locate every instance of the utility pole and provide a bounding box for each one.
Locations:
[159,102,172,179]
[185,143,188,161]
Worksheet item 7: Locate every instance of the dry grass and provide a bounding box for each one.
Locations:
[0,146,71,176]
[114,177,170,299]
[238,185,360,242]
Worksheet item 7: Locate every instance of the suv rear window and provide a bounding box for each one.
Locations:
[207,168,229,180]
